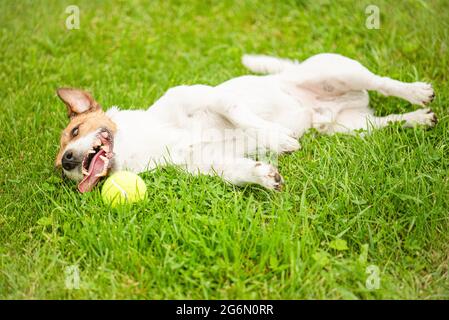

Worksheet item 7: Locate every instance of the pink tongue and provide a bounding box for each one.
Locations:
[78,149,106,193]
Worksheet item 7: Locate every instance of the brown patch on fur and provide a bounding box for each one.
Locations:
[55,88,117,167]
[57,88,101,118]
[55,110,117,167]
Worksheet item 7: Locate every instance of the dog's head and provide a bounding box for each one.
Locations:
[55,88,116,193]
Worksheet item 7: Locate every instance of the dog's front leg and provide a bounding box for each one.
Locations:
[156,85,301,154]
[185,157,284,191]
[209,95,301,154]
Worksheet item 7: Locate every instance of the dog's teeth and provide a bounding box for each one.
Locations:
[94,168,108,177]
[100,155,108,161]
[82,168,89,175]
[89,149,96,154]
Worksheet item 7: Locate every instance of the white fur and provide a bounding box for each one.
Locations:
[67,53,437,189]
[241,54,300,74]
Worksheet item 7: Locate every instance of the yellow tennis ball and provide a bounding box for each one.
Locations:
[101,171,147,206]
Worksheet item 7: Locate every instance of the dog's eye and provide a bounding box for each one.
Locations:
[71,126,79,137]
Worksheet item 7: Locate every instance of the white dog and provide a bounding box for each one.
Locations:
[55,53,437,192]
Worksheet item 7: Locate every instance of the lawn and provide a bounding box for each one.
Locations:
[1,0,449,299]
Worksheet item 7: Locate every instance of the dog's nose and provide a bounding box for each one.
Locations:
[62,150,78,171]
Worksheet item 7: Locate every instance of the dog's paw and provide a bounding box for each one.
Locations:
[406,82,435,106]
[253,162,284,191]
[260,130,301,154]
[278,134,301,153]
[405,108,438,127]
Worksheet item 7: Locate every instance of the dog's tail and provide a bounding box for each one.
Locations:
[241,54,300,74]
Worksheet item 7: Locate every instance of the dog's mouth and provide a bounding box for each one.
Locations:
[78,129,114,193]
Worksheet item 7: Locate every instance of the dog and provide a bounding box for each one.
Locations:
[55,53,437,192]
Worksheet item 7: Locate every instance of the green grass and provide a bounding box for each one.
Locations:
[1,0,449,299]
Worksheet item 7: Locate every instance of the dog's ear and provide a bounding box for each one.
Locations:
[56,88,101,118]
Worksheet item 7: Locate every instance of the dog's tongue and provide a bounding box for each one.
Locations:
[78,149,106,193]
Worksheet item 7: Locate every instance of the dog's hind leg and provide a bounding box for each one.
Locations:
[283,53,435,106]
[329,108,437,134]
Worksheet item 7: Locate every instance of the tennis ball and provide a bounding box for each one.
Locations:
[101,171,147,206]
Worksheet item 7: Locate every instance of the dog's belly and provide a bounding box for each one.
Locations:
[216,75,311,133]
[294,89,371,132]
[217,75,302,115]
